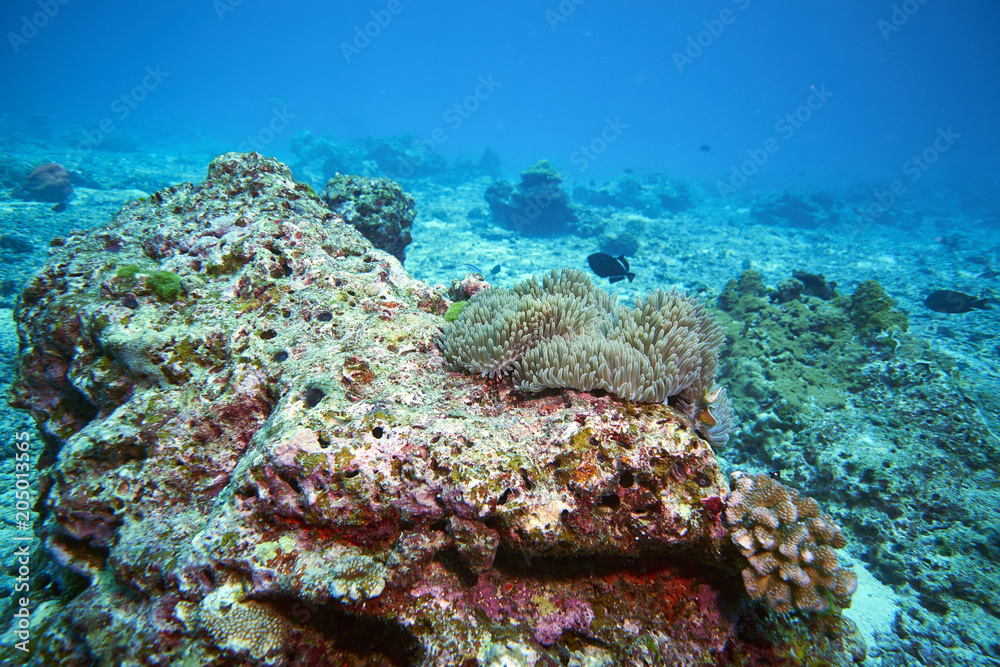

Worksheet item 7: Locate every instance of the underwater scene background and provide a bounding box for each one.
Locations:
[0,1,998,665]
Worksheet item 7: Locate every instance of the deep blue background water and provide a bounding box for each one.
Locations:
[2,0,998,192]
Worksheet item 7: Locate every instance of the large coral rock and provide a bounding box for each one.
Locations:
[9,153,859,666]
[321,172,415,263]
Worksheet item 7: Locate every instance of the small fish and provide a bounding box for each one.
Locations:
[51,201,67,212]
[923,290,990,314]
[978,268,999,279]
[587,253,635,284]
[465,263,485,276]
[699,144,711,152]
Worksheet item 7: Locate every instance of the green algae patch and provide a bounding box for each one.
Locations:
[115,265,183,303]
[295,182,318,199]
[147,272,182,302]
[295,450,328,475]
[116,264,142,279]
[443,301,467,322]
[849,280,908,338]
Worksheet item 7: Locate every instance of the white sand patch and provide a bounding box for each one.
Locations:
[841,552,901,661]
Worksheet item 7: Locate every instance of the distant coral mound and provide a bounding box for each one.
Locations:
[14,162,73,203]
[484,159,577,236]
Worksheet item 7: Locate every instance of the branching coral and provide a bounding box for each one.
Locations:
[726,472,857,613]
[439,268,735,445]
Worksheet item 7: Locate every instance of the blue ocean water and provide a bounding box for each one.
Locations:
[2,1,997,188]
[1,1,999,665]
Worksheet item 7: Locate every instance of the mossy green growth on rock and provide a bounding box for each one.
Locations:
[849,280,908,338]
[718,269,767,313]
[115,265,183,303]
[443,301,467,322]
[115,264,142,279]
[520,159,563,186]
[716,270,866,451]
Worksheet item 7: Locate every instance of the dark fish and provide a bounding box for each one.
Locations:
[978,268,999,279]
[699,144,711,152]
[923,290,990,314]
[587,253,635,284]
[52,201,67,212]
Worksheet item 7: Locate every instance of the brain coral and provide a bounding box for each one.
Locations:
[726,472,858,614]
[439,268,735,445]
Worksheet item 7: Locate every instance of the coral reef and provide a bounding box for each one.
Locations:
[14,162,73,203]
[484,159,577,235]
[726,472,858,613]
[439,268,734,446]
[717,270,1000,664]
[3,152,864,665]
[321,173,415,262]
[751,190,841,229]
[573,172,696,217]
[791,271,838,300]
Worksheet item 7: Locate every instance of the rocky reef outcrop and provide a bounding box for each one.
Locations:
[7,153,862,666]
[485,160,578,236]
[321,173,415,263]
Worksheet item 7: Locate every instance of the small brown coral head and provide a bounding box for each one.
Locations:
[725,471,857,614]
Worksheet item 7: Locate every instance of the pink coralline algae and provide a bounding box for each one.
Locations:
[7,152,864,666]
